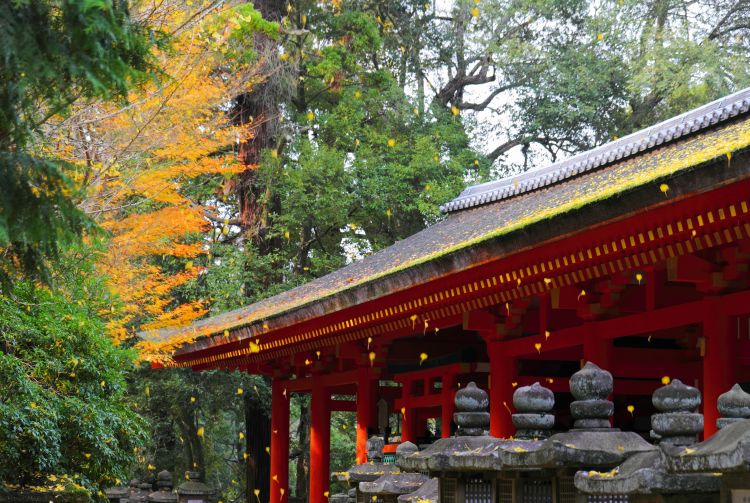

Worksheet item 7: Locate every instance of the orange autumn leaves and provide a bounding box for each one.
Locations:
[50,2,260,351]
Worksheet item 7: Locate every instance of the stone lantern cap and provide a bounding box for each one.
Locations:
[397,477,438,503]
[358,473,430,496]
[573,450,721,495]
[717,384,750,429]
[149,470,177,503]
[651,379,703,446]
[574,419,750,496]
[453,382,490,436]
[331,461,400,484]
[176,471,213,498]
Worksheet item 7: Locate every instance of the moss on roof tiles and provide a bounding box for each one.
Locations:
[142,116,750,353]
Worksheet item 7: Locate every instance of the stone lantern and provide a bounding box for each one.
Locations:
[176,471,214,503]
[149,470,178,503]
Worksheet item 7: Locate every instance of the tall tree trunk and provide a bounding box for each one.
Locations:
[245,393,271,503]
[295,395,311,500]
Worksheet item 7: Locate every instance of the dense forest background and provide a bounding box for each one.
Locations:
[2,0,750,502]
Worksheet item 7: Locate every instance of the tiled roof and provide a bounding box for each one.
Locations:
[142,90,750,352]
[442,88,750,213]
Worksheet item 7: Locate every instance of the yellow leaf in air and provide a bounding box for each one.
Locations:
[197,426,205,438]
[324,491,330,497]
[627,405,635,414]
[147,464,155,470]
[471,7,480,17]
[306,111,314,121]
[265,446,270,454]
[534,342,542,354]
[279,52,289,61]
[451,105,460,116]
[84,453,91,459]
[597,33,604,41]
[249,340,260,353]
[511,382,518,387]
[419,352,428,365]
[635,273,643,284]
[545,330,550,340]
[271,149,278,158]
[659,183,669,195]
[145,386,150,398]
[401,407,406,416]
[662,376,671,385]
[386,208,392,218]
[578,289,586,300]
[190,396,196,403]
[239,432,245,440]
[387,138,396,147]
[368,351,376,366]
[244,453,249,460]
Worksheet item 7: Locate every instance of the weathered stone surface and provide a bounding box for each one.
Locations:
[717,384,750,429]
[513,382,555,439]
[396,441,419,464]
[455,381,489,412]
[397,477,438,503]
[570,399,614,419]
[512,413,555,430]
[331,462,400,483]
[358,473,430,495]
[573,450,722,495]
[650,379,703,446]
[652,379,701,413]
[569,363,615,431]
[367,435,385,461]
[513,382,554,412]
[453,382,490,436]
[570,362,613,401]
[398,435,508,472]
[500,430,656,468]
[329,493,349,503]
[662,418,750,473]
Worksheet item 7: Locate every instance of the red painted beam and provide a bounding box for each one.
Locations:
[330,399,356,412]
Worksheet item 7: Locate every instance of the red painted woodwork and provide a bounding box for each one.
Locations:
[488,341,514,438]
[309,384,330,503]
[180,177,750,371]
[270,380,289,503]
[702,301,737,437]
[356,367,373,464]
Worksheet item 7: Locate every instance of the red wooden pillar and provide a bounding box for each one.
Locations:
[488,341,514,438]
[441,373,456,438]
[270,380,290,503]
[399,378,416,443]
[310,383,330,503]
[583,329,612,369]
[703,303,736,438]
[356,367,373,464]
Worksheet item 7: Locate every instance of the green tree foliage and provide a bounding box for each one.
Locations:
[0,245,147,498]
[0,0,154,284]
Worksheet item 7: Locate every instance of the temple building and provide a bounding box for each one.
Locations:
[144,88,750,503]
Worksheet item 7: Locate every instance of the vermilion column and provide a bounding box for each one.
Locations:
[309,383,330,503]
[356,367,373,464]
[703,304,736,438]
[488,341,514,438]
[441,373,456,438]
[270,380,290,503]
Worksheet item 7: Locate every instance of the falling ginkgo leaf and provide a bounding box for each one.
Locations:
[660,183,669,196]
[249,340,260,353]
[661,376,671,385]
[190,396,196,403]
[367,336,372,349]
[545,330,550,340]
[306,111,314,121]
[578,289,586,300]
[197,427,205,438]
[369,351,376,366]
[635,273,643,284]
[534,342,542,354]
[597,32,604,41]
[387,138,396,147]
[451,105,460,116]
[316,350,321,359]
[224,329,230,338]
[400,407,406,417]
[324,491,330,498]
[265,446,270,454]
[419,352,428,365]
[237,387,244,395]
[511,382,518,387]
[254,489,261,503]
[627,405,635,415]
[239,432,245,440]
[145,386,150,397]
